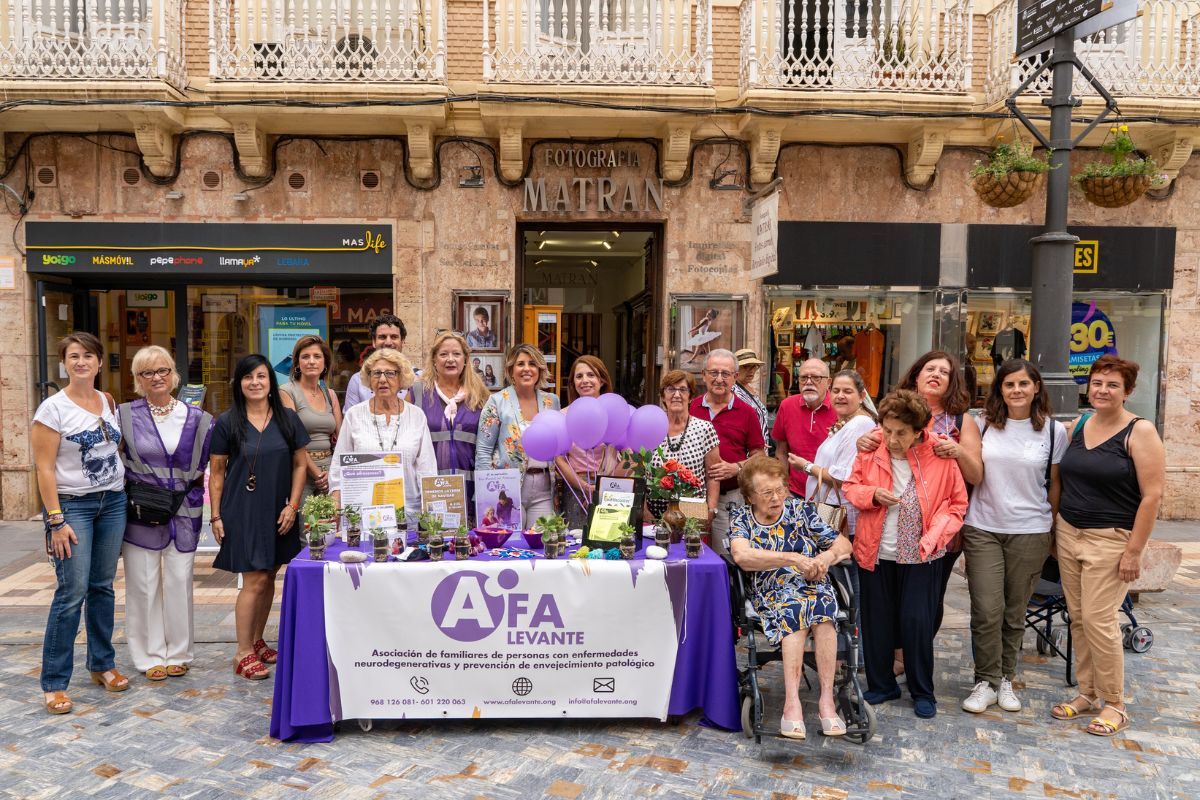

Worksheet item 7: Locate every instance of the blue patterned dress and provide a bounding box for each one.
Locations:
[730,498,841,644]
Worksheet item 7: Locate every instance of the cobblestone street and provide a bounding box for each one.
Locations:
[0,521,1195,800]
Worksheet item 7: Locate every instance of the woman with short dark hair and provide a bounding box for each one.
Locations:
[279,334,342,502]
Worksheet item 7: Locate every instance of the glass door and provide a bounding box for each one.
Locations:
[35,279,79,401]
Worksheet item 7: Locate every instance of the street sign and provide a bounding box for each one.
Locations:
[748,190,779,280]
[1016,0,1113,55]
[1017,0,1139,59]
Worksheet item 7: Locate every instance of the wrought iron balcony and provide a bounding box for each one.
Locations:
[0,0,185,86]
[740,0,972,93]
[483,0,712,86]
[208,0,445,82]
[986,0,1200,103]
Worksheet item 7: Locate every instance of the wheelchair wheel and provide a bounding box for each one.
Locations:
[1036,627,1050,655]
[1128,626,1153,654]
[1120,623,1133,650]
[838,685,876,745]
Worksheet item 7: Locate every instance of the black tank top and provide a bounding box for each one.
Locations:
[1058,417,1142,530]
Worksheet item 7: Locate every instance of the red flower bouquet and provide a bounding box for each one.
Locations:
[627,448,704,502]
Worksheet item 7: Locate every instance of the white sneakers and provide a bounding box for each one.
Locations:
[961,681,997,713]
[962,679,1022,713]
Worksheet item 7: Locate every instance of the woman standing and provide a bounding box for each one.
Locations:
[555,356,626,529]
[119,346,214,682]
[643,370,721,523]
[1052,355,1164,736]
[210,355,309,681]
[843,390,968,719]
[331,348,437,527]
[410,332,488,514]
[960,360,1066,714]
[475,344,561,524]
[279,335,342,502]
[32,333,128,714]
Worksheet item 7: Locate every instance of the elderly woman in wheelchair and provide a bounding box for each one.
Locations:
[730,455,852,739]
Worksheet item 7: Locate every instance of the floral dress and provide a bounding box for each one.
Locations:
[729,497,841,644]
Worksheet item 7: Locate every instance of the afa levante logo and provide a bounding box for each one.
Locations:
[430,569,584,645]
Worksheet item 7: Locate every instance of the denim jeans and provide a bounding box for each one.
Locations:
[41,489,127,692]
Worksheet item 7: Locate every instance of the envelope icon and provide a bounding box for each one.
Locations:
[593,677,615,693]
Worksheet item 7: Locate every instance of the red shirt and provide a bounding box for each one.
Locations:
[772,393,838,495]
[690,393,766,492]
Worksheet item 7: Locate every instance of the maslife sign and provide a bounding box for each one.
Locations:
[322,558,678,720]
[26,222,392,276]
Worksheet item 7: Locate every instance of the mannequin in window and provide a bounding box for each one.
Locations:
[990,323,1027,370]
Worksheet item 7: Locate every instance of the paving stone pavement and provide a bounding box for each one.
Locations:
[0,520,1196,800]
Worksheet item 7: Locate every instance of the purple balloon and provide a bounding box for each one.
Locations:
[534,409,571,456]
[521,419,559,462]
[566,396,606,450]
[626,404,669,453]
[597,393,631,444]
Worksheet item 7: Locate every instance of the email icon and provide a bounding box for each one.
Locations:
[593,677,615,693]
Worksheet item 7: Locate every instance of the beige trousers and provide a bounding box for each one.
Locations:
[1054,519,1132,704]
[122,542,196,671]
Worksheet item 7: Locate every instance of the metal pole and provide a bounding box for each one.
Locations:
[1029,30,1080,418]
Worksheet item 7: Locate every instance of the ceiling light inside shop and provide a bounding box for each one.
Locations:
[611,231,620,238]
[601,241,612,250]
[538,241,546,250]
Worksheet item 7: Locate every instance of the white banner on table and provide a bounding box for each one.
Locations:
[323,559,678,720]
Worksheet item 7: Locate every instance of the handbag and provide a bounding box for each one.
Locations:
[806,478,848,535]
[126,479,186,526]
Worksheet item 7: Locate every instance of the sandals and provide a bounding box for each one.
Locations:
[44,691,73,715]
[780,716,806,740]
[1051,694,1097,720]
[1087,705,1131,737]
[145,665,168,682]
[89,669,130,692]
[820,715,847,737]
[235,652,269,681]
[165,664,189,678]
[253,639,278,665]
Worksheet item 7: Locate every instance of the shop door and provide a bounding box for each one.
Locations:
[89,288,180,403]
[35,279,82,401]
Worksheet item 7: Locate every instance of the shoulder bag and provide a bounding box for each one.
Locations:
[120,402,188,526]
[805,477,848,535]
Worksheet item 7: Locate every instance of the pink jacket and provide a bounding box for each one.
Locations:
[843,436,968,571]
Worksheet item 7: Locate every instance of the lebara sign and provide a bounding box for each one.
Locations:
[26,222,392,276]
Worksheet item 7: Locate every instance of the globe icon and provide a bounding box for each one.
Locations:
[511,677,533,696]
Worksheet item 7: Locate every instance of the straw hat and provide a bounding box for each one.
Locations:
[735,348,765,367]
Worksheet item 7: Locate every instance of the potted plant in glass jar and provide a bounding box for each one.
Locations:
[1074,124,1165,208]
[535,514,568,558]
[343,504,363,548]
[370,526,389,562]
[301,494,337,545]
[416,511,442,546]
[616,522,637,560]
[683,516,704,559]
[306,518,331,560]
[970,136,1052,208]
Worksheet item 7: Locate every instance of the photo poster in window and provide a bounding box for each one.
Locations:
[976,310,1006,337]
[583,475,645,550]
[454,292,508,354]
[258,305,328,385]
[475,468,523,531]
[673,295,746,373]
[472,354,505,391]
[420,474,468,528]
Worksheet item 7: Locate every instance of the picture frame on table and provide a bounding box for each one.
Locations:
[976,310,1006,336]
[453,290,509,354]
[670,293,747,374]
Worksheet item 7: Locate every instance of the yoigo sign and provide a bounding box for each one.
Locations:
[126,290,168,308]
[431,568,584,645]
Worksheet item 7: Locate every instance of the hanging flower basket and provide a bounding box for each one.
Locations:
[971,170,1044,208]
[1077,174,1152,209]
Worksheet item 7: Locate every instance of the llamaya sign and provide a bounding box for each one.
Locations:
[1016,0,1112,54]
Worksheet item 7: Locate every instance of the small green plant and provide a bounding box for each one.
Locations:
[307,519,332,545]
[371,526,387,543]
[534,514,568,536]
[417,511,444,537]
[1073,125,1164,183]
[683,516,704,536]
[970,138,1053,180]
[616,521,636,537]
[343,504,362,530]
[301,493,337,521]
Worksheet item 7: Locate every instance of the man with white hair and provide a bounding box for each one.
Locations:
[773,358,837,496]
[689,349,766,552]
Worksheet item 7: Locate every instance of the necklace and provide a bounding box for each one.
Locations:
[666,417,690,453]
[148,397,178,421]
[371,398,402,451]
[245,410,272,492]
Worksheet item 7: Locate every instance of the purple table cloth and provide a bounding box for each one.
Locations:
[269,540,740,742]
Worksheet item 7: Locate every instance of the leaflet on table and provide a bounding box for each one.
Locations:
[588,506,630,543]
[475,469,523,531]
[420,474,468,527]
[336,452,406,520]
[361,504,400,541]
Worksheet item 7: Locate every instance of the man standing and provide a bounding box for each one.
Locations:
[732,348,770,447]
[773,358,838,497]
[343,314,408,411]
[690,349,766,552]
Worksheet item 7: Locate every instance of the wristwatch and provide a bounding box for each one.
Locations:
[803,462,815,476]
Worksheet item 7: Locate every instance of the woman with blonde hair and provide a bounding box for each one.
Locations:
[330,348,437,528]
[410,331,490,512]
[279,335,342,502]
[475,344,561,524]
[555,355,627,529]
[118,346,214,682]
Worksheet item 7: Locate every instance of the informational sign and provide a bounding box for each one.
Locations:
[1017,0,1110,56]
[202,293,238,313]
[1069,301,1118,384]
[420,475,468,526]
[323,557,679,721]
[125,290,168,308]
[1018,0,1138,58]
[178,384,207,407]
[475,469,523,530]
[749,190,779,280]
[0,256,18,289]
[361,504,400,539]
[258,305,327,384]
[336,452,408,517]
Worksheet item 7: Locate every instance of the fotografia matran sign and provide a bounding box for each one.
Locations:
[1016,0,1111,55]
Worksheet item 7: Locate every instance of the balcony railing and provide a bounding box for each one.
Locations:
[0,0,184,86]
[740,0,972,93]
[209,0,445,82]
[483,0,712,86]
[986,0,1200,103]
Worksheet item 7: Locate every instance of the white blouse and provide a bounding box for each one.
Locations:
[330,400,437,520]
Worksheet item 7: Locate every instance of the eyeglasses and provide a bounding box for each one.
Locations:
[369,370,400,380]
[663,386,689,396]
[756,486,788,500]
[798,374,829,383]
[137,367,172,379]
[705,370,735,380]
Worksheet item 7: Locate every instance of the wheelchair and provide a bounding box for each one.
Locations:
[1026,556,1153,687]
[724,554,875,745]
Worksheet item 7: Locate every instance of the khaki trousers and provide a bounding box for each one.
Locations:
[961,525,1051,687]
[710,488,744,556]
[1055,519,1132,704]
